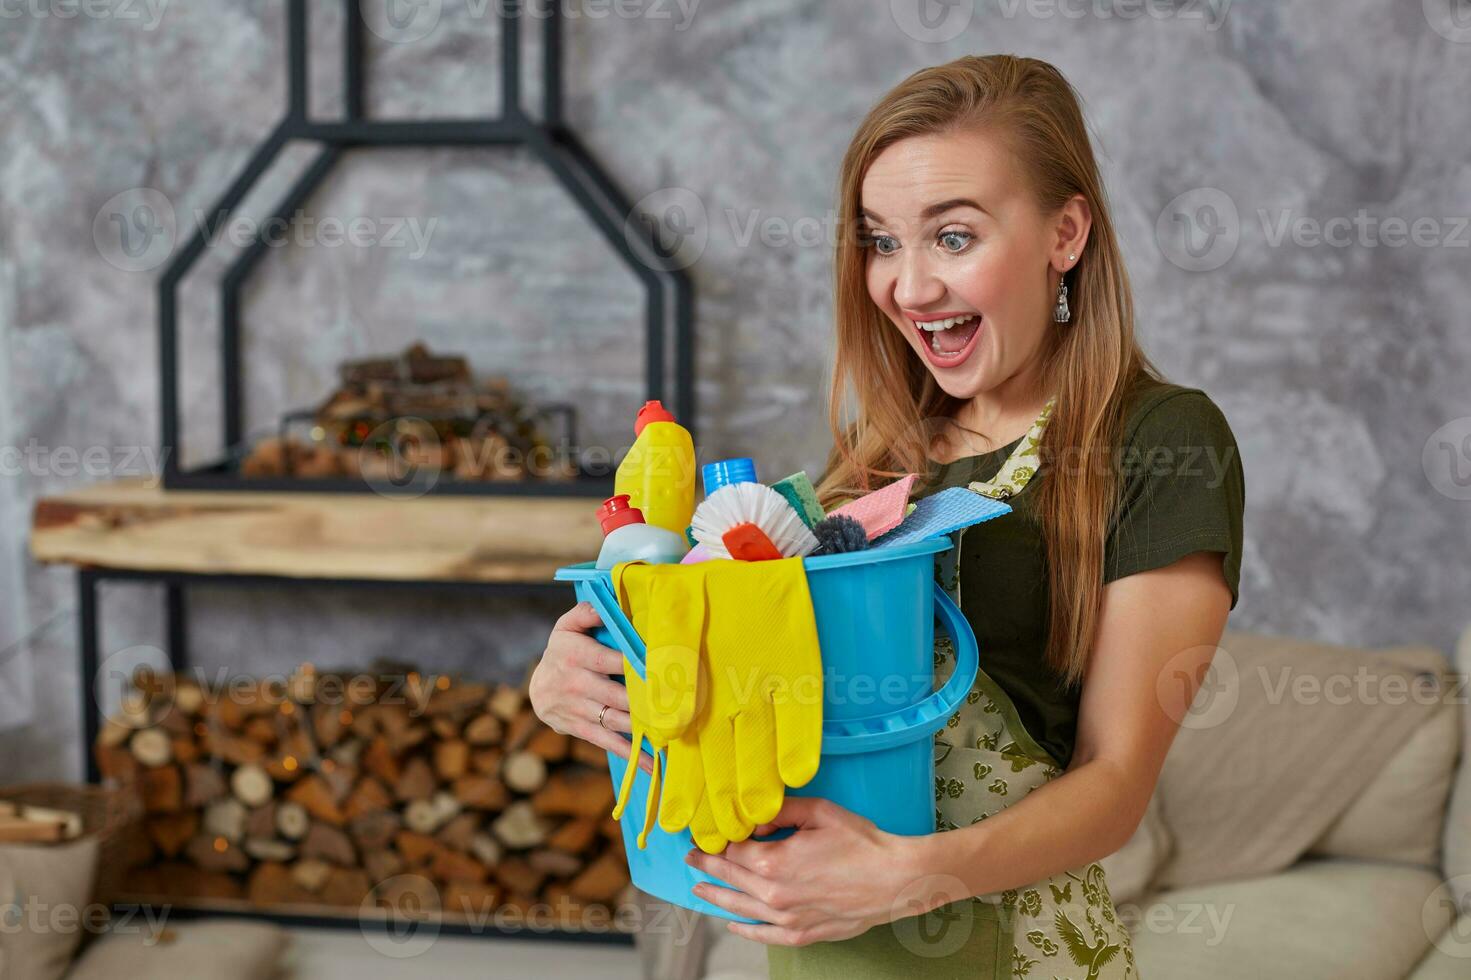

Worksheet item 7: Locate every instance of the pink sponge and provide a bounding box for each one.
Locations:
[827,474,917,540]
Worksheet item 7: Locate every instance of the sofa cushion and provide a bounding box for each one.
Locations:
[65,919,286,980]
[1153,630,1450,889]
[1128,858,1450,980]
[1408,916,1471,979]
[1308,697,1458,867]
[1441,625,1471,913]
[0,835,99,980]
[1099,793,1171,907]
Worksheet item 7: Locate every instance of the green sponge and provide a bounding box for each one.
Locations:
[771,471,825,529]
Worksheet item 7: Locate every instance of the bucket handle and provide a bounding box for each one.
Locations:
[582,577,980,755]
[586,576,650,679]
[817,584,979,755]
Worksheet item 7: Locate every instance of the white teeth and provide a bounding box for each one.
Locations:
[930,334,944,353]
[917,314,977,332]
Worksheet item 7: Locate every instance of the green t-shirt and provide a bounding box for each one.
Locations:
[914,381,1245,771]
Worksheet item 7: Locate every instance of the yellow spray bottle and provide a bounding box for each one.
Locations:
[614,400,696,536]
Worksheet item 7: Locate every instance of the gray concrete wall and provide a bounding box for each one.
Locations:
[2,0,1469,781]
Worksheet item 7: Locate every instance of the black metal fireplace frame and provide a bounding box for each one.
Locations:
[159,0,696,497]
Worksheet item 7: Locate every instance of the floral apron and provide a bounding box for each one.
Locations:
[771,397,1138,979]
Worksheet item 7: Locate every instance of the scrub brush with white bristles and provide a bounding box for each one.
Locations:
[691,483,819,561]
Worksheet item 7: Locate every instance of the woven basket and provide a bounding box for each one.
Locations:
[0,782,146,908]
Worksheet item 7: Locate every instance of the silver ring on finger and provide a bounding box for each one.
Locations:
[597,704,610,729]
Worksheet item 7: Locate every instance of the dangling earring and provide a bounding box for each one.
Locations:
[1053,278,1071,323]
[1053,254,1075,324]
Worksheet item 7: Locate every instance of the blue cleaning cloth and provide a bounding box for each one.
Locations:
[872,486,1012,547]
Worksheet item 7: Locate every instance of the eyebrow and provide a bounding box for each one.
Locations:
[861,198,989,225]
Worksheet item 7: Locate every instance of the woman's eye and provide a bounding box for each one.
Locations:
[871,234,899,256]
[939,230,973,253]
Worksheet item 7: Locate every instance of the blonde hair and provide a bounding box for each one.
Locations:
[816,55,1163,689]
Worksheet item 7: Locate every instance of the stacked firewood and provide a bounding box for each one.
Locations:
[239,427,578,484]
[95,664,634,930]
[240,342,577,483]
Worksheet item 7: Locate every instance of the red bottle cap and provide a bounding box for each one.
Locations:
[596,494,645,535]
[634,399,676,436]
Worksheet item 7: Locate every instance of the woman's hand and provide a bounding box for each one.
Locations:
[684,796,939,946]
[529,602,654,775]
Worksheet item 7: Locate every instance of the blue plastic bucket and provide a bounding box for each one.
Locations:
[553,536,978,922]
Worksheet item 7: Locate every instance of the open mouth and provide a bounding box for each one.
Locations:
[912,313,982,367]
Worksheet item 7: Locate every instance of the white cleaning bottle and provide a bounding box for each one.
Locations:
[595,494,688,570]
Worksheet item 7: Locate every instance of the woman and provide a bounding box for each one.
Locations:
[531,55,1244,978]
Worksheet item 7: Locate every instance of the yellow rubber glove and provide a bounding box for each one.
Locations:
[659,726,732,855]
[617,559,823,854]
[699,558,822,843]
[608,655,663,849]
[657,697,761,855]
[608,563,704,849]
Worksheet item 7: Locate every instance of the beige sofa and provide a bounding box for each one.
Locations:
[636,626,1471,980]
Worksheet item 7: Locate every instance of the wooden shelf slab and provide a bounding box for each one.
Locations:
[30,479,604,584]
